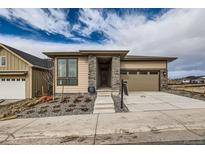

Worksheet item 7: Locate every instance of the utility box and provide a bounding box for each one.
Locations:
[88,86,96,95]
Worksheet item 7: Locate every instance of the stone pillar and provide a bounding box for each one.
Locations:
[111,56,120,91]
[160,69,168,91]
[88,55,97,89]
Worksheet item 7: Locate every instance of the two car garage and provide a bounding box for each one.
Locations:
[119,58,171,92]
[120,70,160,91]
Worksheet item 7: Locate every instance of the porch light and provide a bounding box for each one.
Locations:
[163,71,167,76]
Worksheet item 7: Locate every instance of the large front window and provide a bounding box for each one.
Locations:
[57,58,78,85]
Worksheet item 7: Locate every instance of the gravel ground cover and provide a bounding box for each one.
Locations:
[0,94,96,120]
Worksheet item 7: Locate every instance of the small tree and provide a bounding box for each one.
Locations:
[41,67,53,95]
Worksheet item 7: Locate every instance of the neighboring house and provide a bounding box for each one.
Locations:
[182,79,191,84]
[191,78,205,84]
[179,76,205,84]
[0,43,52,99]
[44,50,177,95]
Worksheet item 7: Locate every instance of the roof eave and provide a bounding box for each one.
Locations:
[32,65,50,70]
[79,50,129,57]
[122,57,177,62]
[43,52,81,58]
[43,50,129,58]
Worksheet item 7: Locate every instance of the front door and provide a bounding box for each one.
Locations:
[101,70,108,87]
[98,58,111,88]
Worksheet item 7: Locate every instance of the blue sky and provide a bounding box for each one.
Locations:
[0,8,205,78]
[0,9,168,43]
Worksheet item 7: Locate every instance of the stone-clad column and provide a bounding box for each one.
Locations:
[160,69,168,91]
[88,55,97,89]
[111,56,120,91]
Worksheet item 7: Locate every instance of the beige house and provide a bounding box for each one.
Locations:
[0,43,52,99]
[44,50,177,95]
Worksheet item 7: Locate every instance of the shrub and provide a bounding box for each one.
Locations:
[73,98,81,103]
[66,108,74,112]
[85,97,92,103]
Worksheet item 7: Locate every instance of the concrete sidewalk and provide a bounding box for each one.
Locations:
[1,108,205,144]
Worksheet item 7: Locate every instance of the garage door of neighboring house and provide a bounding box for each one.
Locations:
[120,70,159,91]
[0,78,26,99]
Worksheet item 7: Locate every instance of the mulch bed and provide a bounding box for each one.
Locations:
[0,94,96,120]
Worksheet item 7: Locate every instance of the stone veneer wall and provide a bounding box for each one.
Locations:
[160,69,168,91]
[88,55,96,89]
[111,56,120,91]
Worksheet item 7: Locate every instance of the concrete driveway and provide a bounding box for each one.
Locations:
[124,92,205,112]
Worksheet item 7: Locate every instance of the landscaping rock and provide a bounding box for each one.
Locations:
[1,94,96,119]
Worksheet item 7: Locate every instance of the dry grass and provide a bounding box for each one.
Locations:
[169,84,205,94]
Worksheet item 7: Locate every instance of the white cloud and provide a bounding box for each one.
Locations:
[0,8,71,37]
[0,35,123,57]
[76,9,205,78]
[1,8,205,78]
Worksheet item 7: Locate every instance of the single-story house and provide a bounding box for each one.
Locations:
[191,78,205,84]
[44,50,177,95]
[0,43,52,99]
[182,79,191,84]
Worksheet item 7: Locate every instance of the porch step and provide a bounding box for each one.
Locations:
[94,109,115,114]
[97,92,111,96]
[93,91,115,114]
[95,103,113,107]
[94,104,114,110]
[96,89,117,92]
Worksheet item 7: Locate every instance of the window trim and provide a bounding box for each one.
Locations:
[57,58,78,86]
[0,56,7,67]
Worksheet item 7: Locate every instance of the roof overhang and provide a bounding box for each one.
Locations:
[122,55,177,62]
[0,71,28,76]
[79,50,129,57]
[43,50,177,62]
[43,52,81,58]
[43,50,129,58]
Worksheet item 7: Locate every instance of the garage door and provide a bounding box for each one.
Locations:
[121,71,159,91]
[0,78,26,99]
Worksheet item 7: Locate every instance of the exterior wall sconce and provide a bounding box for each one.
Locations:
[163,71,167,76]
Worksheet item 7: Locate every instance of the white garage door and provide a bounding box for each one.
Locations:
[0,78,26,99]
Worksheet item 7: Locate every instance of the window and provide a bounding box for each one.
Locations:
[150,71,159,75]
[139,71,148,75]
[6,78,10,81]
[129,70,138,75]
[11,78,15,81]
[57,58,78,85]
[0,56,6,66]
[1,78,5,81]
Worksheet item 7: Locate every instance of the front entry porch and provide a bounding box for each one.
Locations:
[88,55,121,92]
[97,57,112,89]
